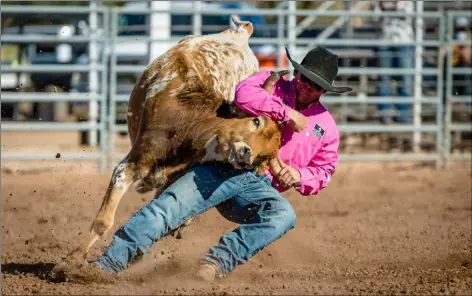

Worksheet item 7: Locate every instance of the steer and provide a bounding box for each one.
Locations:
[67,16,284,261]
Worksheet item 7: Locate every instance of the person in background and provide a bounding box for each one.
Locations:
[372,0,415,150]
[451,16,471,99]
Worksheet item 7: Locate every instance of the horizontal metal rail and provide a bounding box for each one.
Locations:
[449,68,472,75]
[449,96,472,103]
[447,154,472,161]
[110,153,440,164]
[337,124,439,133]
[113,94,440,104]
[1,122,99,131]
[1,35,107,44]
[112,125,128,133]
[111,36,443,47]
[113,7,442,18]
[321,96,441,104]
[114,65,440,76]
[1,65,105,73]
[450,124,472,132]
[1,92,101,102]
[1,5,107,14]
[1,153,102,161]
[110,124,440,134]
[339,153,439,161]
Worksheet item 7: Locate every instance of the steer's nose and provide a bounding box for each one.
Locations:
[241,146,251,157]
[238,146,252,164]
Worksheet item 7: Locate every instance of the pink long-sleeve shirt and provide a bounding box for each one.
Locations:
[235,71,340,196]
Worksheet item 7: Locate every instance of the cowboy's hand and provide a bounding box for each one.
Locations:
[269,157,282,176]
[274,156,301,188]
[288,108,307,132]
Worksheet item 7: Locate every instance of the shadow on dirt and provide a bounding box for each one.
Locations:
[1,262,55,280]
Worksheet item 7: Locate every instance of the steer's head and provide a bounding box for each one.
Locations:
[215,116,282,174]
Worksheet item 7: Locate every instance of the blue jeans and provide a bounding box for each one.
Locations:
[377,46,415,123]
[94,162,296,273]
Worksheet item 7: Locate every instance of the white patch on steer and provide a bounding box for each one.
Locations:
[196,40,259,105]
[201,136,224,163]
[153,169,168,187]
[169,83,185,96]
[146,72,177,100]
[232,141,251,156]
[112,163,128,188]
[142,25,259,107]
[187,69,197,78]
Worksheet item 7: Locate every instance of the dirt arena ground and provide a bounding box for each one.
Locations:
[1,131,471,295]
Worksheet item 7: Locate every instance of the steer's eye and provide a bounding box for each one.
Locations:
[253,117,260,128]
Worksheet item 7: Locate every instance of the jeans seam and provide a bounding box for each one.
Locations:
[245,223,295,262]
[236,173,265,206]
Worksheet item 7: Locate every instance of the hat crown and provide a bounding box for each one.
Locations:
[300,47,339,84]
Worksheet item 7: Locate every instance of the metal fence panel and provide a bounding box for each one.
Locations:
[443,11,472,166]
[1,4,470,173]
[0,4,109,172]
[107,5,449,169]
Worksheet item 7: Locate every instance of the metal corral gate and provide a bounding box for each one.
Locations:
[1,4,109,171]
[444,11,472,166]
[107,5,450,169]
[1,4,470,172]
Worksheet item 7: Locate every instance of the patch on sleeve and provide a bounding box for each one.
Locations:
[312,124,325,140]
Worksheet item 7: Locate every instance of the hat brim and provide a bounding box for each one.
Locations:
[285,48,352,94]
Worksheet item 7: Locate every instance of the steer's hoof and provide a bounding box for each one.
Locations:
[51,258,114,284]
[51,257,86,282]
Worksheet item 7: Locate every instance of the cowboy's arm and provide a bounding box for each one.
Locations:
[293,129,340,196]
[234,71,291,122]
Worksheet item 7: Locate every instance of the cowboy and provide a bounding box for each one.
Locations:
[91,47,352,281]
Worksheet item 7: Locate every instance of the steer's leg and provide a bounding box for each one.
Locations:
[68,157,138,260]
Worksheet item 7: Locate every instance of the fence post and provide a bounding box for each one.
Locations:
[108,9,118,171]
[287,0,296,80]
[436,13,446,169]
[99,8,110,173]
[413,1,424,153]
[277,8,284,70]
[193,1,202,36]
[88,0,99,147]
[444,12,453,169]
[148,1,170,63]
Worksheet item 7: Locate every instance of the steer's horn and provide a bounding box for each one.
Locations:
[263,70,290,93]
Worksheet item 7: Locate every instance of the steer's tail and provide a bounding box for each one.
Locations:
[221,15,254,39]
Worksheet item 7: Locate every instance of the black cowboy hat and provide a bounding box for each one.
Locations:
[285,47,352,93]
